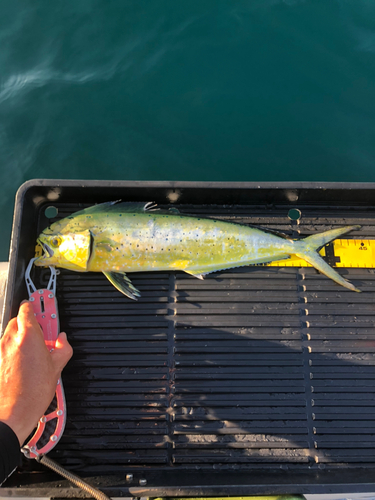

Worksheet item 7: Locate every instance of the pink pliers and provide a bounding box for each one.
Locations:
[22,258,66,459]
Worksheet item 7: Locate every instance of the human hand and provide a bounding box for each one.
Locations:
[0,301,73,446]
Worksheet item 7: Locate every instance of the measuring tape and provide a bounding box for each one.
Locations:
[265,239,375,268]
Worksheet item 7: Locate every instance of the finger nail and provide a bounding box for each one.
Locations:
[20,299,29,305]
[57,332,68,343]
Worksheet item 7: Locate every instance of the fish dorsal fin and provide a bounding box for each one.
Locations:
[72,201,156,217]
[70,202,187,220]
[102,271,141,300]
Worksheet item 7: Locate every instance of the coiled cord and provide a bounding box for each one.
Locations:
[37,454,112,500]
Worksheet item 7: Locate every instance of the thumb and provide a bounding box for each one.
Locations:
[51,332,73,373]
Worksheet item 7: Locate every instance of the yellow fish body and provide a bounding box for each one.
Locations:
[35,201,360,299]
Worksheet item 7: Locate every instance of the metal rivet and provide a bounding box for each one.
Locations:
[48,293,54,298]
[57,410,63,416]
[126,474,133,482]
[38,290,44,294]
[139,479,147,486]
[50,435,57,442]
[51,314,57,319]
[29,297,35,302]
[40,416,47,423]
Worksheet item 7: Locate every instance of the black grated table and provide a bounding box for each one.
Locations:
[2,180,375,497]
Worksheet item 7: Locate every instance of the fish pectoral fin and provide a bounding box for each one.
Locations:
[96,239,116,252]
[102,271,141,300]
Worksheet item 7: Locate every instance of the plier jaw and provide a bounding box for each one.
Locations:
[25,257,57,296]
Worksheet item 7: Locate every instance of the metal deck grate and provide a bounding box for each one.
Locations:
[36,205,374,474]
[4,189,375,495]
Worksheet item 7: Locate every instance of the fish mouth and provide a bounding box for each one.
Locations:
[36,239,54,259]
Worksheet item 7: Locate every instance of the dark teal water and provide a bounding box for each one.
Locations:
[1,1,375,260]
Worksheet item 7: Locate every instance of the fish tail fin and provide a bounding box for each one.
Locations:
[301,225,361,250]
[293,225,361,292]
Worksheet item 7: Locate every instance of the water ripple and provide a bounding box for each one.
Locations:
[0,62,123,104]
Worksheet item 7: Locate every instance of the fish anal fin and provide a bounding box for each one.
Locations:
[183,256,290,279]
[184,270,208,280]
[102,271,141,300]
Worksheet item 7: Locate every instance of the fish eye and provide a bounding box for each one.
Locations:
[51,237,61,247]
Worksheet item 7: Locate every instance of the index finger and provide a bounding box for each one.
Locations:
[16,301,43,339]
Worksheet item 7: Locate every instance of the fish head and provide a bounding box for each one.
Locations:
[35,229,92,271]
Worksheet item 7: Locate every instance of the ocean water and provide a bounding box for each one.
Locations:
[1,4,375,497]
[1,0,375,261]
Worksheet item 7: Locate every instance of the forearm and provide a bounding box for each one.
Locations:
[0,302,72,485]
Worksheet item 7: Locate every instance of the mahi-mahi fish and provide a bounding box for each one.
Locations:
[34,201,361,298]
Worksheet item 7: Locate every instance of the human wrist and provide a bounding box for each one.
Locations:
[0,416,28,447]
